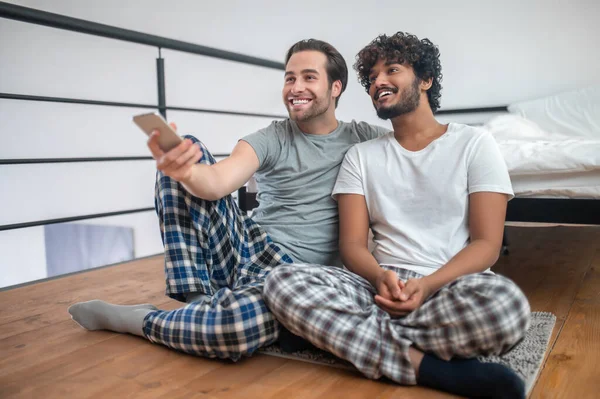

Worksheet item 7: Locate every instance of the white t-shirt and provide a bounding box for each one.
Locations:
[332,123,514,276]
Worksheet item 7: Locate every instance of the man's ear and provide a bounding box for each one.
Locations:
[332,80,342,99]
[420,78,433,91]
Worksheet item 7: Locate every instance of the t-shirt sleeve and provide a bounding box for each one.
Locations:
[356,121,391,141]
[332,146,364,200]
[240,121,282,171]
[468,131,514,200]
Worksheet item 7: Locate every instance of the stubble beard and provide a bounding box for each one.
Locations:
[375,78,421,120]
[288,89,333,122]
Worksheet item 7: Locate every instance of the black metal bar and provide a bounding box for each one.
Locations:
[2,89,493,120]
[0,2,285,70]
[0,92,157,109]
[0,92,287,119]
[157,49,167,119]
[0,154,230,165]
[0,207,155,232]
[167,105,287,119]
[506,198,600,225]
[436,106,508,115]
[0,157,153,164]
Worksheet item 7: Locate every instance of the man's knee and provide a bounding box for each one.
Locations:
[183,135,214,163]
[263,264,327,319]
[200,296,279,359]
[460,273,531,352]
[493,275,531,348]
[263,265,297,310]
[182,134,201,145]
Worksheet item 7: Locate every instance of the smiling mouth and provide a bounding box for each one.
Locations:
[289,98,312,107]
[375,90,394,101]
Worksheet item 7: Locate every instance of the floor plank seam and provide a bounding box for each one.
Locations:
[533,247,596,391]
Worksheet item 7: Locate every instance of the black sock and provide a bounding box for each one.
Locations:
[417,354,525,399]
[278,326,316,353]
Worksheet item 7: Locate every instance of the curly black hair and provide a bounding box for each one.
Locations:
[354,32,443,113]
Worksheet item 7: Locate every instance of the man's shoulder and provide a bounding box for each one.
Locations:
[244,119,292,141]
[339,119,391,140]
[445,122,493,147]
[449,122,489,138]
[264,118,293,133]
[345,131,391,158]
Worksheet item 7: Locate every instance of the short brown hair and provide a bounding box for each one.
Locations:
[285,39,348,107]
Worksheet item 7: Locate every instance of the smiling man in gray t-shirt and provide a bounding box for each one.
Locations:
[243,119,386,266]
[68,39,388,361]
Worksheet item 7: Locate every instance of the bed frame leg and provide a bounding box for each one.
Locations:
[501,231,509,256]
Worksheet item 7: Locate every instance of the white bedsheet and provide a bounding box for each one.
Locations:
[498,139,600,176]
[510,171,600,198]
[486,115,600,198]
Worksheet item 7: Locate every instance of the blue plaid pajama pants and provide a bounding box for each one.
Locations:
[264,264,531,385]
[142,136,293,361]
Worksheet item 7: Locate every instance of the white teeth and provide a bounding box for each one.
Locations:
[378,91,392,99]
[292,99,310,105]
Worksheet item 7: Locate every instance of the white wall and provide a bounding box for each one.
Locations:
[0,227,47,287]
[1,0,598,287]
[5,0,599,124]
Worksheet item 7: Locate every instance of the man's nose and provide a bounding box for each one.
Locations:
[291,80,306,94]
[374,73,390,88]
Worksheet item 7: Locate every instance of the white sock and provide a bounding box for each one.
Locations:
[68,300,157,337]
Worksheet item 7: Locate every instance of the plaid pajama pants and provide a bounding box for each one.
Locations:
[263,264,531,385]
[142,136,293,361]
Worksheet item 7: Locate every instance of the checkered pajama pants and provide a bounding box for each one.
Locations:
[263,264,531,385]
[142,136,293,361]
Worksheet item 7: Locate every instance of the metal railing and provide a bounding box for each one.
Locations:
[0,1,510,231]
[0,1,289,231]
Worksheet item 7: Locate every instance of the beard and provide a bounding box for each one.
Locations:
[375,77,421,120]
[287,89,333,122]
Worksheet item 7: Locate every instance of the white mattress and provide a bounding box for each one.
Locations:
[509,170,600,198]
[486,114,600,199]
[498,139,600,176]
[498,140,600,198]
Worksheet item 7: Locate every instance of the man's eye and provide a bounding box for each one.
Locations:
[389,68,399,73]
[368,76,376,83]
[306,75,316,80]
[286,77,295,83]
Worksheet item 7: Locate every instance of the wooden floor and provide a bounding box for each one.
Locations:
[1,225,598,398]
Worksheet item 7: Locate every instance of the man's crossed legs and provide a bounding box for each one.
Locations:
[264,264,531,398]
[69,137,292,361]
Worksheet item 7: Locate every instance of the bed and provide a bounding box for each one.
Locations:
[486,86,600,227]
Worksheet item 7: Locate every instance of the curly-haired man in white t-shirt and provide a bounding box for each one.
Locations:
[264,32,531,399]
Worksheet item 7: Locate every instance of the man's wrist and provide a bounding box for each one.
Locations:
[368,267,386,288]
[180,164,198,186]
[421,274,445,297]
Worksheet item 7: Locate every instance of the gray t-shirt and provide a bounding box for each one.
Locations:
[242,119,389,266]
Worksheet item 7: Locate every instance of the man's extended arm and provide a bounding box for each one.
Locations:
[148,127,259,201]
